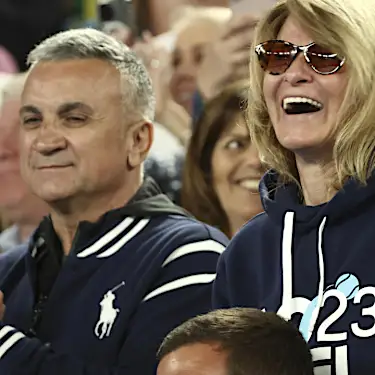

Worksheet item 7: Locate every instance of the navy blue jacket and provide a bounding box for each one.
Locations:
[213,170,375,374]
[0,178,228,374]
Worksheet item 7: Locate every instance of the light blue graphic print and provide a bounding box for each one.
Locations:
[335,273,360,300]
[299,273,360,341]
[275,213,375,374]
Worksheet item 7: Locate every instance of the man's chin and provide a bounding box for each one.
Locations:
[33,189,72,206]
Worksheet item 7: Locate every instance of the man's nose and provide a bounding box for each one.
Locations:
[33,127,67,155]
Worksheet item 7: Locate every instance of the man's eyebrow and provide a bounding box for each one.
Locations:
[57,102,94,116]
[19,105,42,116]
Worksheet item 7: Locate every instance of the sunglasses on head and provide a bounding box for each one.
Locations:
[255,40,345,75]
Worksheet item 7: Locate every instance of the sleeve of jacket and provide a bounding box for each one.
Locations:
[0,225,229,375]
[211,247,231,309]
[212,229,247,309]
[0,245,28,285]
[212,220,263,310]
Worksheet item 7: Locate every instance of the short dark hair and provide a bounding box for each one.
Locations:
[158,308,314,375]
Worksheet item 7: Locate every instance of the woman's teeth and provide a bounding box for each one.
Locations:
[238,179,260,191]
[282,97,323,114]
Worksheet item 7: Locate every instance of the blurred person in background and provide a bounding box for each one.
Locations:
[128,1,258,207]
[143,124,185,204]
[132,0,229,37]
[0,74,48,253]
[106,24,187,204]
[130,6,234,205]
[135,5,232,145]
[131,1,232,144]
[98,0,134,45]
[102,20,133,46]
[0,47,18,74]
[214,0,375,372]
[193,13,258,122]
[0,28,228,375]
[157,308,314,375]
[129,5,231,204]
[182,82,264,238]
[169,6,232,116]
[132,29,191,146]
[132,8,258,114]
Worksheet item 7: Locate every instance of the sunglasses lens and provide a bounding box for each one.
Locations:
[307,44,343,74]
[257,41,295,75]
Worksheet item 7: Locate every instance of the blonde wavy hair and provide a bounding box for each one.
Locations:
[248,0,375,189]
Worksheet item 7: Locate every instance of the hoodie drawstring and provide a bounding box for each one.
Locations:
[279,211,295,320]
[279,211,327,342]
[306,216,326,341]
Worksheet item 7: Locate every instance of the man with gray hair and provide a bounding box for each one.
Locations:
[0,28,228,375]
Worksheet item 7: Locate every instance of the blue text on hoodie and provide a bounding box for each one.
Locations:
[213,171,375,375]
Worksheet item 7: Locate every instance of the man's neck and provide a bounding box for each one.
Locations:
[50,179,142,255]
[296,155,336,206]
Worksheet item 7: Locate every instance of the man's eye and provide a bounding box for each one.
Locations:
[22,117,41,126]
[67,116,86,122]
[64,115,88,126]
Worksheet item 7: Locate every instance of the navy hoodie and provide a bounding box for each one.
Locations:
[0,178,228,375]
[213,170,375,374]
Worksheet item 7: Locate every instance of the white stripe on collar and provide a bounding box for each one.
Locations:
[77,217,141,258]
[97,218,150,258]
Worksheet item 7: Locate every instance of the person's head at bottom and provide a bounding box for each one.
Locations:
[157,308,314,375]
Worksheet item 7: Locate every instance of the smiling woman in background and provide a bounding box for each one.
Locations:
[182,81,264,238]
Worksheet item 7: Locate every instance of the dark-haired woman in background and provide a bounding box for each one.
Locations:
[182,81,264,237]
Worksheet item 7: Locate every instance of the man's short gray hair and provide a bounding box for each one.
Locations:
[27,28,155,120]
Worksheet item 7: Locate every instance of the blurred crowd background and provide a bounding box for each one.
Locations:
[0,0,273,251]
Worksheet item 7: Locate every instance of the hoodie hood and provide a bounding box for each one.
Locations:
[260,169,375,233]
[120,177,189,218]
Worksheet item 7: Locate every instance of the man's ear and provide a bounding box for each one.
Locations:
[127,121,153,169]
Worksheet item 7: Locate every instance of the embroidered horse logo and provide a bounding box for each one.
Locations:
[94,281,125,340]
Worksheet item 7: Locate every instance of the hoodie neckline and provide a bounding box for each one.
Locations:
[261,169,375,232]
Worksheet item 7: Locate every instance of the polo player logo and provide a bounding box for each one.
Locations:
[94,281,125,340]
